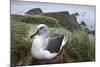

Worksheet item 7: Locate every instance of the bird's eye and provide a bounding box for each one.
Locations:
[40,27,44,29]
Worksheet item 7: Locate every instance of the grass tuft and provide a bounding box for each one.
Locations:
[64,30,95,62]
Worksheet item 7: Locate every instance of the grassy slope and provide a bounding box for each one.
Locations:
[11,14,60,28]
[43,11,81,31]
[11,21,32,65]
[11,14,95,66]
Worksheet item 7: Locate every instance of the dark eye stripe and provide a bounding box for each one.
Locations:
[40,27,44,29]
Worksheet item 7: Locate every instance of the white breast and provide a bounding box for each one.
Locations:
[31,35,49,59]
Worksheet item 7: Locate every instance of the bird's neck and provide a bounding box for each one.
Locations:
[38,33,48,38]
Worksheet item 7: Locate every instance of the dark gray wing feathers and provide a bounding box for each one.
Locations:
[46,35,64,53]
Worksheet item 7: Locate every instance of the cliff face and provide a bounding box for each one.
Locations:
[25,8,43,15]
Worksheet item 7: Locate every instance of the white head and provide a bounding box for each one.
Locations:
[31,24,48,38]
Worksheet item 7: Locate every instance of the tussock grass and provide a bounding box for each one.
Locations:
[64,30,95,62]
[11,21,33,65]
[11,14,60,28]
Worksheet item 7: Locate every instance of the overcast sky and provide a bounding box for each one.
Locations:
[11,0,95,30]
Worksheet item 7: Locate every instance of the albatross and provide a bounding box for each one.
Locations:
[30,24,68,60]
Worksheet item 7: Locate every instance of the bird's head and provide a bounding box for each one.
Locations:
[30,24,48,38]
